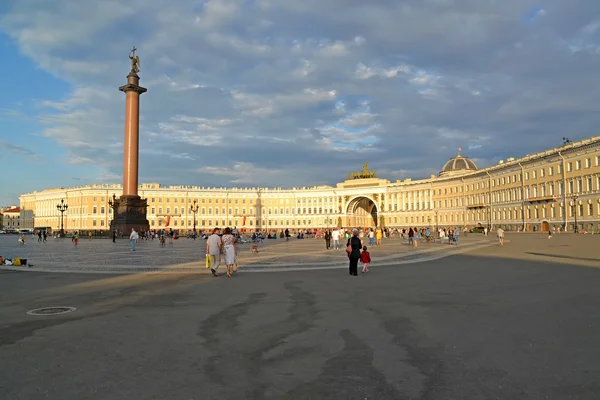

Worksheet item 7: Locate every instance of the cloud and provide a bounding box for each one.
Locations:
[0,140,38,157]
[2,0,600,194]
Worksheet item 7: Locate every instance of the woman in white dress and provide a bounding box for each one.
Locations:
[221,227,237,277]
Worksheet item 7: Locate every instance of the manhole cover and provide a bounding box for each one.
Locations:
[26,307,77,316]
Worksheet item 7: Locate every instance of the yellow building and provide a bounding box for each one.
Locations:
[19,136,600,234]
[1,206,22,231]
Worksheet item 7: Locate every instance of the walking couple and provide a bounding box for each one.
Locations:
[206,227,237,277]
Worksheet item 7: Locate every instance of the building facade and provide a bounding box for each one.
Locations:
[19,136,600,234]
[1,207,22,231]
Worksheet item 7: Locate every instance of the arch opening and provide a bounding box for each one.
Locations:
[346,196,378,228]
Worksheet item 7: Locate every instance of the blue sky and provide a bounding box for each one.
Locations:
[1,0,600,206]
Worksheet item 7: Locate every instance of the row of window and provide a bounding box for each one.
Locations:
[54,201,600,230]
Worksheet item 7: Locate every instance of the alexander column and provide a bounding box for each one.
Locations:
[110,47,150,235]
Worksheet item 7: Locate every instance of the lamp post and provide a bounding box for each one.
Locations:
[190,199,199,238]
[434,210,439,233]
[427,216,431,230]
[572,195,579,233]
[56,199,68,237]
[108,194,117,234]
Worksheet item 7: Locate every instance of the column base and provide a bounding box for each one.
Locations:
[109,195,149,236]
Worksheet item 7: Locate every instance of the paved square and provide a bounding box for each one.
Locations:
[0,234,599,399]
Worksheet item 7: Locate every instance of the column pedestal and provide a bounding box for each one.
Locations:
[110,195,149,235]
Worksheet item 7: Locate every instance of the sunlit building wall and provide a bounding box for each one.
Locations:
[19,136,600,233]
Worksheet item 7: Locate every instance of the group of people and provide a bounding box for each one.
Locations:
[205,227,237,277]
[346,228,372,275]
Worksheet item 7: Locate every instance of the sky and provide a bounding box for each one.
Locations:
[1,0,600,206]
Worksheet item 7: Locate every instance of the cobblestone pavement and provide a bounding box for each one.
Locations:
[1,234,498,273]
[1,234,599,399]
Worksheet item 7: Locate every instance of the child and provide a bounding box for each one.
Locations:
[360,246,371,273]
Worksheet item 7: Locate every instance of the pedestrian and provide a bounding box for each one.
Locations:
[369,229,375,246]
[74,231,79,245]
[324,229,331,250]
[413,227,419,248]
[360,245,371,273]
[346,228,362,276]
[129,228,138,251]
[332,228,340,250]
[408,227,414,246]
[454,228,459,246]
[497,227,504,246]
[206,227,222,277]
[112,230,117,243]
[548,229,552,239]
[42,231,47,242]
[375,227,383,246]
[221,227,236,278]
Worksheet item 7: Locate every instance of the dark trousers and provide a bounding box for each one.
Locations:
[325,239,331,249]
[349,257,359,275]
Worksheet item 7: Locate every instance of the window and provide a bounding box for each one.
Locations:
[567,162,572,172]
[93,220,97,226]
[549,167,554,176]
[93,206,97,214]
[174,198,178,203]
[151,207,155,214]
[174,207,178,214]
[166,198,170,203]
[166,207,170,214]
[93,197,97,201]
[540,169,545,178]
[586,158,591,168]
[588,177,593,191]
[100,206,105,214]
[533,171,537,179]
[558,164,563,173]
[576,160,581,170]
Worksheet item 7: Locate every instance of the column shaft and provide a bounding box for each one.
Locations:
[123,91,140,196]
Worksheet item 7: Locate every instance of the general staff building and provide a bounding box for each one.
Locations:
[18,136,600,234]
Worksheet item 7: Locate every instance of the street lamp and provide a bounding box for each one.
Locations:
[56,199,68,237]
[427,216,431,230]
[190,199,199,238]
[572,195,579,233]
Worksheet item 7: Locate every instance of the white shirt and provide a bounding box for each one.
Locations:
[369,231,374,238]
[332,230,340,240]
[206,234,221,255]
[129,231,138,240]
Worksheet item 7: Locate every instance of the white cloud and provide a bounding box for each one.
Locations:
[354,63,411,79]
